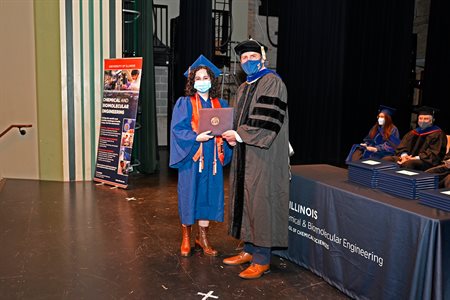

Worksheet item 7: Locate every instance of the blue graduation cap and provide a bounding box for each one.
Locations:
[183,54,222,78]
[378,105,396,116]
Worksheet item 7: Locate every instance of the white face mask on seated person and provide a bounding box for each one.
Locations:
[378,117,385,126]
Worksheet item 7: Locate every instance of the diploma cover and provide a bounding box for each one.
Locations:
[198,107,234,136]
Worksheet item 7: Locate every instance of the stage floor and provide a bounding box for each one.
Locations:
[0,149,349,299]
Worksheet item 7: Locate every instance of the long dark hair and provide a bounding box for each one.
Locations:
[184,66,220,98]
[369,113,394,140]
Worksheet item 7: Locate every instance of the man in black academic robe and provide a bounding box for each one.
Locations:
[383,106,447,171]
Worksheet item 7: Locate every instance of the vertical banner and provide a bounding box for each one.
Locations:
[93,57,143,188]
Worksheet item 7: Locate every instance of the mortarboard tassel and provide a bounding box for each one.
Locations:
[213,139,217,175]
[199,143,204,173]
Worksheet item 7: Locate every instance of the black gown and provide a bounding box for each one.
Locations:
[383,125,447,171]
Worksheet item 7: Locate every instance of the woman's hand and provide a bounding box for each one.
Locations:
[196,130,214,142]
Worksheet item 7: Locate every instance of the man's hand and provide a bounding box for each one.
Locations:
[366,146,377,152]
[444,159,450,169]
[222,130,237,146]
[398,155,412,165]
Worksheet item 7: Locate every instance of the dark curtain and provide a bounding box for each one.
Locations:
[278,0,415,167]
[169,0,213,128]
[123,0,159,173]
[422,0,450,133]
[277,1,347,166]
[341,1,415,159]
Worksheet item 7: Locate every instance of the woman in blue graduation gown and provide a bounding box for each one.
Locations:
[169,55,232,257]
[346,105,401,162]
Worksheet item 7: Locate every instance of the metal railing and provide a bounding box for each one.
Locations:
[0,124,32,139]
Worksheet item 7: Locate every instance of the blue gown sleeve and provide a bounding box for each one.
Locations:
[375,126,401,152]
[388,127,401,146]
[169,97,201,168]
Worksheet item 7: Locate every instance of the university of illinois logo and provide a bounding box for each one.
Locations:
[211,116,220,126]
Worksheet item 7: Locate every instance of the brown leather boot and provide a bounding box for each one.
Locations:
[180,225,192,257]
[195,226,218,256]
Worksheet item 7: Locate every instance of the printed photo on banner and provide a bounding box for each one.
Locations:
[119,147,132,162]
[122,118,135,134]
[118,146,132,176]
[121,133,134,148]
[118,160,130,176]
[104,69,141,91]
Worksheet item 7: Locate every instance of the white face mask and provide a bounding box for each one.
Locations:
[378,117,385,126]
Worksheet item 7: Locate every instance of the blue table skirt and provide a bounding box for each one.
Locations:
[275,164,450,300]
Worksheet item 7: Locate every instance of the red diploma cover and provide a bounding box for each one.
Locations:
[198,107,234,136]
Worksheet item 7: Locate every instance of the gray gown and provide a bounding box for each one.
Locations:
[228,71,290,248]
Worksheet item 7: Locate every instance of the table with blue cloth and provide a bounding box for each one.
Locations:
[276,164,450,299]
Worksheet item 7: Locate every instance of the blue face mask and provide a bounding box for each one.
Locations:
[194,80,211,93]
[241,59,263,76]
[418,121,432,129]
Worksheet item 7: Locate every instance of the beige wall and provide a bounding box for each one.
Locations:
[0,1,39,179]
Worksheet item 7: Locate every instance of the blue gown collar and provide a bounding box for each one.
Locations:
[246,68,281,83]
[413,124,440,134]
[198,94,209,102]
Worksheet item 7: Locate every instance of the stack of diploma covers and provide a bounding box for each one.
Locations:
[377,169,439,199]
[347,159,398,188]
[418,188,450,212]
